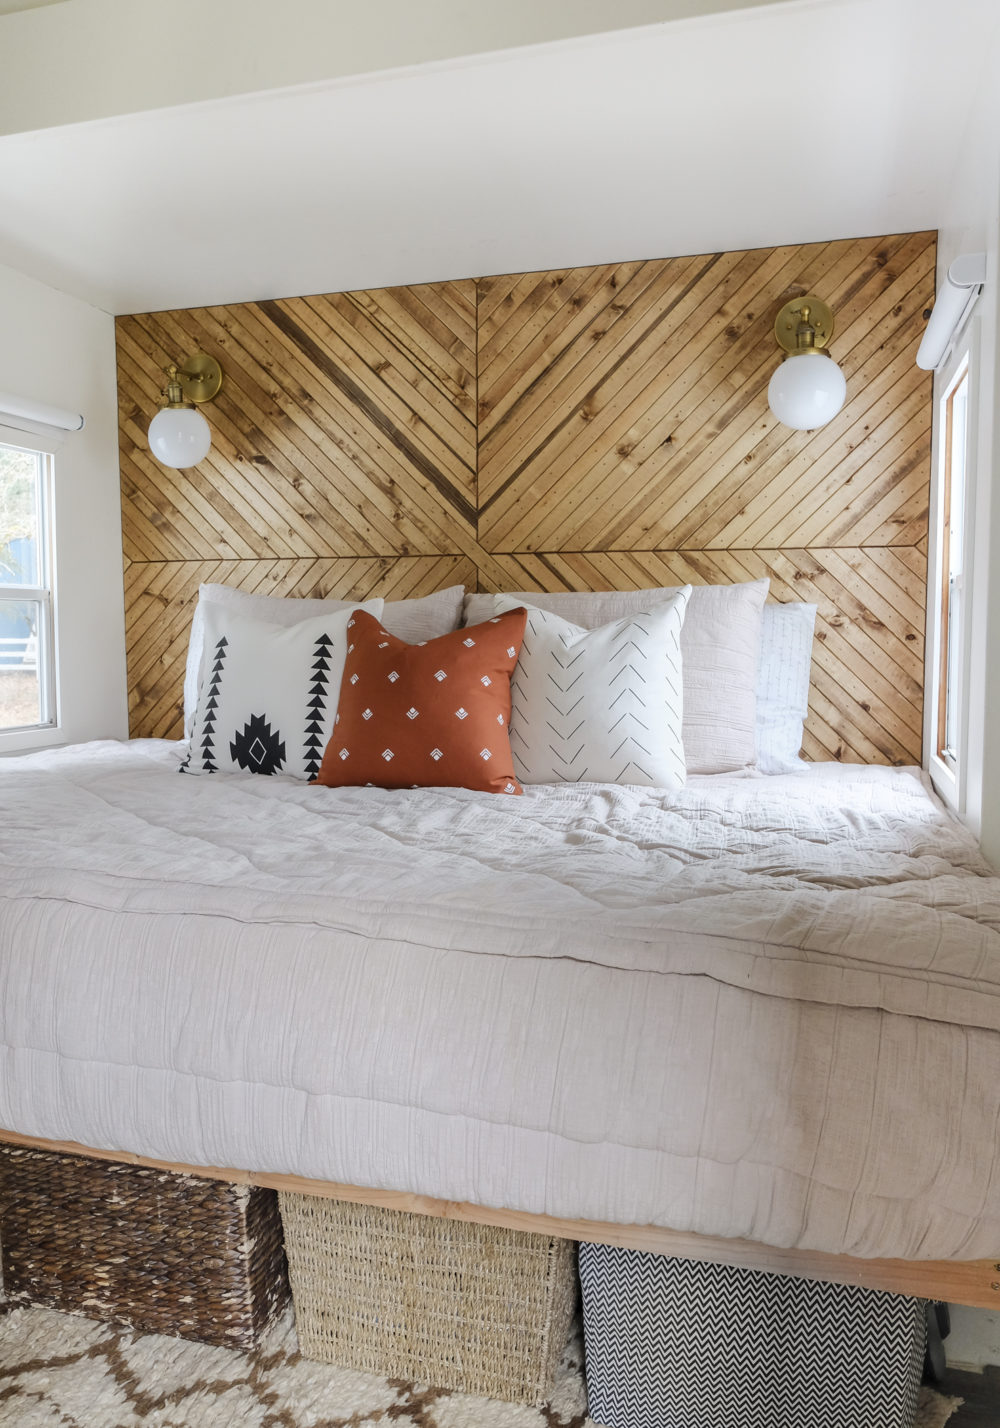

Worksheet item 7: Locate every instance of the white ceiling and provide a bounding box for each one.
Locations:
[0,0,995,315]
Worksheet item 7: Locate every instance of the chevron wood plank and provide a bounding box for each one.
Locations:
[476,250,733,479]
[132,308,338,555]
[192,291,479,554]
[475,268,547,335]
[182,298,474,550]
[256,299,479,543]
[347,283,477,389]
[127,315,348,560]
[477,264,626,383]
[477,235,933,558]
[682,298,933,552]
[766,377,931,550]
[477,264,680,483]
[309,294,477,452]
[478,249,773,539]
[476,239,848,542]
[184,303,442,555]
[482,272,810,555]
[290,296,477,494]
[683,299,932,552]
[829,436,931,548]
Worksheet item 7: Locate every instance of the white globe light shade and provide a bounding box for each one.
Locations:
[148,406,212,468]
[767,353,847,431]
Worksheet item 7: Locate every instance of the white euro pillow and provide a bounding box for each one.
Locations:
[756,602,818,774]
[494,590,691,790]
[468,580,768,774]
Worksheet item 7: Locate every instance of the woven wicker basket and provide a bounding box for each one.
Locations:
[278,1194,578,1404]
[0,1144,289,1348]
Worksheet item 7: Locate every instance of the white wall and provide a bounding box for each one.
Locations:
[0,0,802,138]
[0,262,126,750]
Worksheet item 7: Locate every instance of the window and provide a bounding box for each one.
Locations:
[936,359,968,768]
[927,329,975,814]
[0,438,56,735]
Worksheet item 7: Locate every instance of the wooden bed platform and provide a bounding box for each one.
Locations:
[3,1127,996,1311]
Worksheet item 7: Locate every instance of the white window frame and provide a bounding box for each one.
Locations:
[0,423,61,754]
[925,322,978,815]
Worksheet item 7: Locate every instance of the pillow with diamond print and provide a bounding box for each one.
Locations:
[314,607,527,794]
[494,590,691,789]
[183,599,384,779]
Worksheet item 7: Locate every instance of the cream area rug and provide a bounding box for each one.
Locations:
[0,1303,964,1428]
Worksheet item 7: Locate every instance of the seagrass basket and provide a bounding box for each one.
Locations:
[0,1144,289,1348]
[278,1194,578,1404]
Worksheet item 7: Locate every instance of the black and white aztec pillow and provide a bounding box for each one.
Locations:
[494,591,691,789]
[578,1243,925,1428]
[182,600,383,779]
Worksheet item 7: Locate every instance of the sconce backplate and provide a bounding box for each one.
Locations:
[176,352,223,405]
[774,296,836,355]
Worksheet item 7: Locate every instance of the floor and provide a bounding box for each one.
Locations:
[939,1364,1000,1427]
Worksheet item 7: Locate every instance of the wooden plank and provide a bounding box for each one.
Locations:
[1,1127,996,1310]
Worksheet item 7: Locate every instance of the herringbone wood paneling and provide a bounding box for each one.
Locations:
[119,233,933,759]
[477,234,934,556]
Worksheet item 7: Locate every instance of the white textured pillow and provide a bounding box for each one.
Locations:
[495,591,690,789]
[756,602,817,774]
[469,580,768,774]
[183,600,383,780]
[184,584,464,738]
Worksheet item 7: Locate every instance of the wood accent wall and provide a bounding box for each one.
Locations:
[117,231,935,763]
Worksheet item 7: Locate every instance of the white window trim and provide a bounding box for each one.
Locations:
[0,421,62,755]
[925,321,979,815]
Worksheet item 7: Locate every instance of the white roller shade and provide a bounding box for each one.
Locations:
[0,390,85,433]
[916,252,986,372]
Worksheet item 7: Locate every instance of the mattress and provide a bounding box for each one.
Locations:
[1,738,998,1261]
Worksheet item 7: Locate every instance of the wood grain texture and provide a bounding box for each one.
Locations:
[2,1128,996,1311]
[118,233,934,757]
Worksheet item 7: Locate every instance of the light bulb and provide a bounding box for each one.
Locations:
[767,353,847,432]
[148,406,212,468]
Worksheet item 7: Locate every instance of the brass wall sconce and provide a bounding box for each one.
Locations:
[767,296,846,431]
[147,352,223,468]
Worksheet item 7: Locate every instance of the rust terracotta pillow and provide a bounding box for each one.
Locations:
[315,607,528,794]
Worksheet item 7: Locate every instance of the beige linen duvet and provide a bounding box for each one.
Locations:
[0,739,998,1260]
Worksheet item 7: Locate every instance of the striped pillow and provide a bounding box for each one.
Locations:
[495,592,691,789]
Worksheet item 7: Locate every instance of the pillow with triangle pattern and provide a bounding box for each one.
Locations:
[495,591,691,789]
[182,599,383,779]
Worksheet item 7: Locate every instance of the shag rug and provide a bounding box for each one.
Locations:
[0,1303,964,1428]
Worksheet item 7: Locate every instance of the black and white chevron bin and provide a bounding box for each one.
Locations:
[578,1244,926,1428]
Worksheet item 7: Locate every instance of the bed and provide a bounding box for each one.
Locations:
[2,730,999,1308]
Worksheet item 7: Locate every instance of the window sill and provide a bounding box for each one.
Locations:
[0,724,64,757]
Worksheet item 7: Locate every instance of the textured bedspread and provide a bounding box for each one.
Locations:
[1,739,999,1260]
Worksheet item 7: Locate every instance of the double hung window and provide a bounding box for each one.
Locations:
[927,334,974,812]
[935,358,968,770]
[0,436,56,735]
